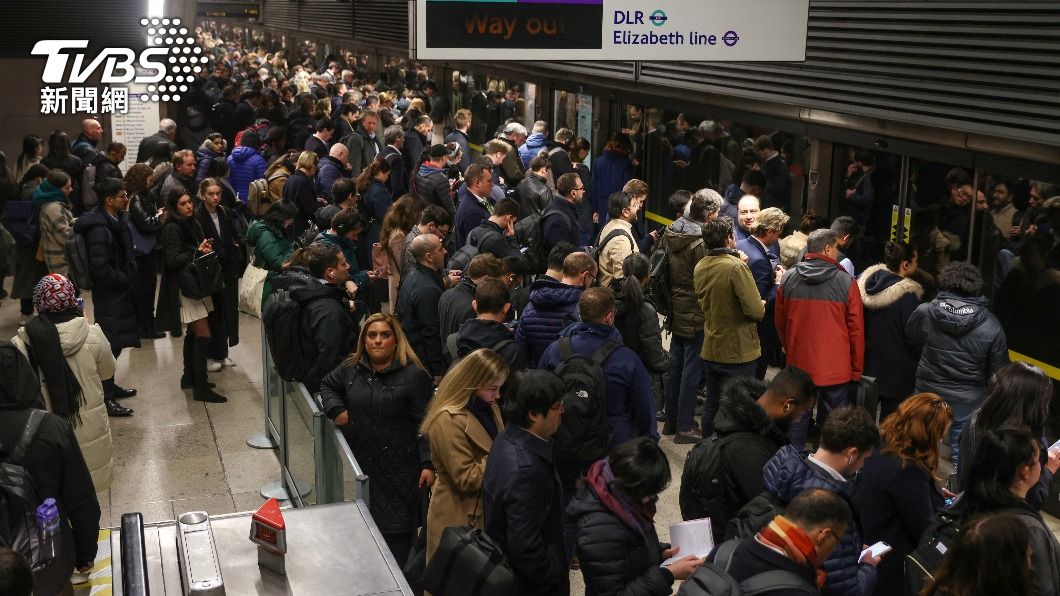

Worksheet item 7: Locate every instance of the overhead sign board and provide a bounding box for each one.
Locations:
[415,0,809,61]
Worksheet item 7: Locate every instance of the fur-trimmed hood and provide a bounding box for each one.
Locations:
[858,263,924,310]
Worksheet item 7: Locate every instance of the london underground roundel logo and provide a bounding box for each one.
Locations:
[649,10,668,26]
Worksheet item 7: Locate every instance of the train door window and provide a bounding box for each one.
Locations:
[828,144,902,270]
[553,90,594,150]
[977,171,1060,369]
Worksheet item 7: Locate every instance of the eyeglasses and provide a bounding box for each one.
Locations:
[585,271,597,285]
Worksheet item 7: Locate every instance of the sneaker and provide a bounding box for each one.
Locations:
[656,409,666,422]
[674,428,703,445]
[661,421,676,436]
[207,360,224,372]
[221,357,235,367]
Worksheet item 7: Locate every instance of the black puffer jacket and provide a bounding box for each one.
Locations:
[906,292,1008,405]
[706,378,788,542]
[319,357,433,533]
[567,483,674,596]
[74,208,143,351]
[273,268,357,394]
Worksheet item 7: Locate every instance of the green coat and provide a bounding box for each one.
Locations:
[693,250,765,364]
[246,219,293,307]
[660,218,708,338]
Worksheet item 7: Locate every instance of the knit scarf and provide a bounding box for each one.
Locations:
[24,311,85,427]
[586,458,658,543]
[758,514,827,588]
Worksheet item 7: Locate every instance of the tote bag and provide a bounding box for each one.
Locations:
[238,259,269,318]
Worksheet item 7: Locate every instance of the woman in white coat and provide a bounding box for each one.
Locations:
[13,274,116,492]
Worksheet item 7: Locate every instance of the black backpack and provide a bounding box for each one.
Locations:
[550,337,620,462]
[65,229,95,291]
[726,491,786,541]
[678,539,817,596]
[1,201,40,248]
[513,208,558,274]
[679,432,760,535]
[0,409,48,569]
[649,232,702,326]
[905,509,962,596]
[449,227,504,273]
[262,287,326,382]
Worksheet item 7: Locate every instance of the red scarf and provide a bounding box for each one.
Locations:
[758,515,827,588]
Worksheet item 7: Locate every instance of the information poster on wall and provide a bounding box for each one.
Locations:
[110,81,159,172]
[415,0,809,61]
[576,93,593,147]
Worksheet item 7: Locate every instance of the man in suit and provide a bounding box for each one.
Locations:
[736,207,790,380]
[379,125,408,197]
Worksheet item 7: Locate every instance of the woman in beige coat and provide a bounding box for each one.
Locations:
[379,194,426,312]
[13,274,116,492]
[420,348,509,560]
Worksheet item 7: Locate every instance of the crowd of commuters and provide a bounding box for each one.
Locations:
[3,29,1060,596]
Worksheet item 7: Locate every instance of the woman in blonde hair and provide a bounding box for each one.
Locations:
[421,349,509,560]
[853,392,954,596]
[320,313,435,567]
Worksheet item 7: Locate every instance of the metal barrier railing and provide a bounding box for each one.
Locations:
[258,320,369,508]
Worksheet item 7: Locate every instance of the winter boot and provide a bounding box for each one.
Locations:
[192,337,227,403]
[180,333,214,389]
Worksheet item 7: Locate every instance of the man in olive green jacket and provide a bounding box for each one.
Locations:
[693,216,766,436]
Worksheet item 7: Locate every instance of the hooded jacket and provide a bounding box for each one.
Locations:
[775,254,864,387]
[857,264,923,400]
[453,318,530,372]
[33,180,74,275]
[0,342,101,572]
[319,356,433,534]
[762,446,877,596]
[906,292,1007,404]
[539,323,658,446]
[661,217,707,338]
[705,378,789,541]
[195,141,223,183]
[518,132,549,170]
[275,267,357,394]
[13,318,116,492]
[74,208,143,351]
[314,155,347,201]
[414,162,455,215]
[515,278,583,365]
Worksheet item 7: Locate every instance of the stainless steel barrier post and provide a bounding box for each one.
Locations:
[246,330,278,450]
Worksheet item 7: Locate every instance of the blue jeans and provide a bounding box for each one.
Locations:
[789,382,851,449]
[947,400,980,468]
[665,333,705,432]
[702,359,757,436]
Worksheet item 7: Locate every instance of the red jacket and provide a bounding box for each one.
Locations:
[775,253,864,386]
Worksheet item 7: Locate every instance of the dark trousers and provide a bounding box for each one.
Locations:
[207,268,240,359]
[789,382,852,449]
[702,359,757,436]
[878,396,903,424]
[665,333,704,432]
[135,252,158,334]
[382,530,414,568]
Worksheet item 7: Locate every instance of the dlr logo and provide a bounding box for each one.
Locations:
[614,11,645,24]
[32,40,166,84]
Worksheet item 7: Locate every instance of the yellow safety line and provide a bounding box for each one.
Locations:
[1009,351,1060,381]
[645,210,673,226]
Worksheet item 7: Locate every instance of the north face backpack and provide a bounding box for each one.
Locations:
[65,230,94,291]
[679,431,760,532]
[677,539,817,596]
[262,287,325,382]
[550,337,620,462]
[0,409,48,569]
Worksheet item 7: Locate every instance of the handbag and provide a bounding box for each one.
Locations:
[421,497,514,596]
[179,251,224,299]
[238,258,269,318]
[402,488,430,596]
[127,219,157,257]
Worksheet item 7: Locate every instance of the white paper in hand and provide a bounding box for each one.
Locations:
[662,518,714,566]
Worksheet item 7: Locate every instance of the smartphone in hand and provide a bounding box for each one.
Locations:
[859,541,891,563]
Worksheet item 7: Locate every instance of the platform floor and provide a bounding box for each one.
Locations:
[2,286,1057,595]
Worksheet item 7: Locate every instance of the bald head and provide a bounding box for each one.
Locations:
[737,194,760,233]
[81,118,102,142]
[329,143,349,162]
[410,233,445,270]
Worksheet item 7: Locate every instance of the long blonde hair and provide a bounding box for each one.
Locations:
[421,349,509,434]
[343,313,426,373]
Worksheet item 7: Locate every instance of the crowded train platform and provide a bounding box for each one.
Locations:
[1,2,1059,595]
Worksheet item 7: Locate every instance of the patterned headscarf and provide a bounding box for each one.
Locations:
[33,274,79,313]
